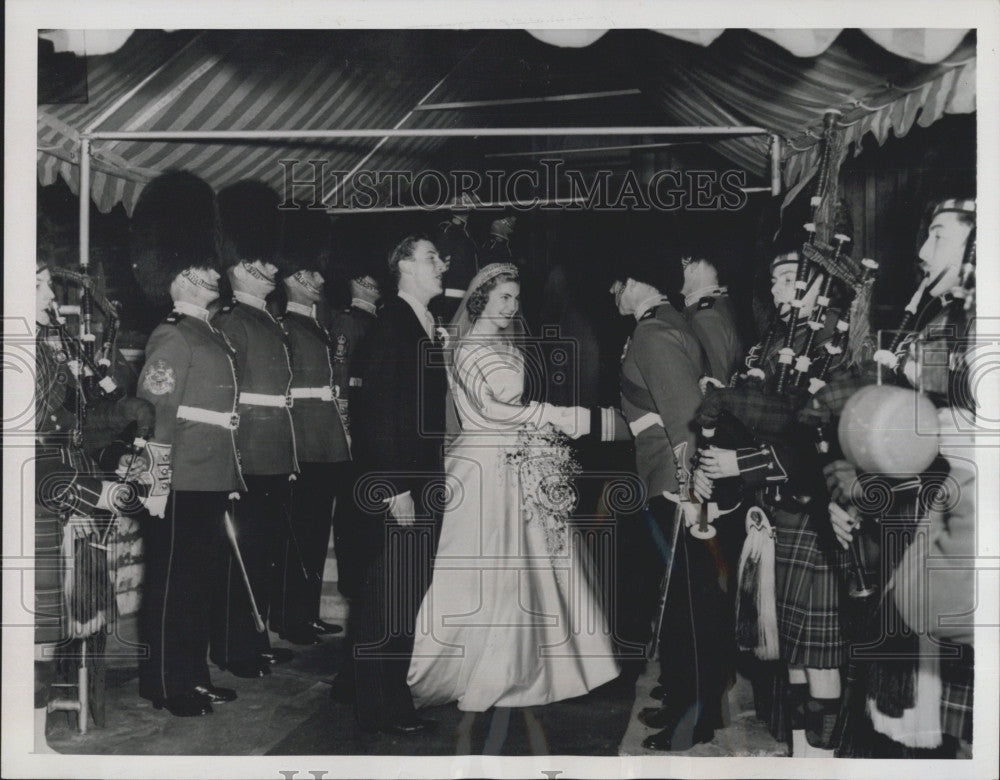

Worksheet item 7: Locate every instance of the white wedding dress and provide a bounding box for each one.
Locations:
[407,340,619,712]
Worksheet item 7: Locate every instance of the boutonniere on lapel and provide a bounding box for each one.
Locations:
[434,317,450,348]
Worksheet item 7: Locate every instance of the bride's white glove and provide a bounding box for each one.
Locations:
[531,401,562,430]
[533,403,590,438]
[556,406,590,439]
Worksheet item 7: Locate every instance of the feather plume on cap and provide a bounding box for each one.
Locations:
[130,170,220,307]
[217,180,282,269]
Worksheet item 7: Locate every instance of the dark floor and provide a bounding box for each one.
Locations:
[45,633,635,756]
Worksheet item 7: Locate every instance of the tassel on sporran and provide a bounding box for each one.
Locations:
[735,506,779,660]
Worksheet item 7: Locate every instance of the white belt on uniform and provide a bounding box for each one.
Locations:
[176,405,240,429]
[239,391,292,407]
[290,386,336,401]
[629,411,664,437]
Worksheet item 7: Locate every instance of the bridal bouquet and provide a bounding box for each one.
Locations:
[503,426,582,558]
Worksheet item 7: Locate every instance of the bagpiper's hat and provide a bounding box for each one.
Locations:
[130,170,219,307]
[769,251,800,276]
[931,197,976,220]
[217,180,282,269]
[276,206,332,277]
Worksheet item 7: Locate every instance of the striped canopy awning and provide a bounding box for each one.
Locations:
[37,28,976,215]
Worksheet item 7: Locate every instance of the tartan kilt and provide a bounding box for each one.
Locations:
[35,510,66,645]
[940,649,973,744]
[771,506,848,668]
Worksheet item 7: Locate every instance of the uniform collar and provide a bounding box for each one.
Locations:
[172,300,212,321]
[232,290,268,311]
[684,285,726,308]
[351,298,377,316]
[285,301,315,318]
[634,294,670,321]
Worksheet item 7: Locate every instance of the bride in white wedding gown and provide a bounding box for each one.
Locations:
[407,263,619,713]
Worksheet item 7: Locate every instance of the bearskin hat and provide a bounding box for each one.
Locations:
[276,206,332,277]
[609,231,680,294]
[217,180,282,269]
[130,170,219,307]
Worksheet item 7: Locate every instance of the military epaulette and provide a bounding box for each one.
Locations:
[697,297,716,311]
[164,311,186,325]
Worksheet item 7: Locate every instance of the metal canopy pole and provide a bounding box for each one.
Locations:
[79,138,91,269]
[414,89,643,111]
[326,188,774,215]
[83,125,770,141]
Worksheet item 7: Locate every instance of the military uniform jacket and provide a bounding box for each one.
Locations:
[436,220,479,294]
[329,304,376,415]
[731,311,846,498]
[138,312,245,493]
[281,310,351,463]
[35,334,107,515]
[685,293,741,383]
[619,302,706,498]
[213,299,298,476]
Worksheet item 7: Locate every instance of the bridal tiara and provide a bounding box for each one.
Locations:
[474,263,519,288]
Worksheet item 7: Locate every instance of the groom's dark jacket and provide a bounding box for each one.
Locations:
[353,294,448,503]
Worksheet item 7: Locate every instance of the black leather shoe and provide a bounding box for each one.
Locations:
[278,626,321,645]
[152,692,213,717]
[380,717,436,736]
[259,647,295,665]
[650,685,667,700]
[308,619,343,635]
[639,706,683,730]
[220,658,267,678]
[193,684,237,703]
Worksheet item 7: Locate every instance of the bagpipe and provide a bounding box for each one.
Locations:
[44,267,155,485]
[690,110,884,657]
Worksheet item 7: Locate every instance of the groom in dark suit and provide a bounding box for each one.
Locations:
[348,235,449,735]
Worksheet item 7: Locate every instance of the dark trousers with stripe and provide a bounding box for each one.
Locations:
[270,461,346,632]
[348,487,438,729]
[649,495,738,728]
[210,474,289,665]
[138,490,229,701]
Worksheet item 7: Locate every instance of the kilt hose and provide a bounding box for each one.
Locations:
[270,461,348,632]
[771,506,849,670]
[138,491,232,701]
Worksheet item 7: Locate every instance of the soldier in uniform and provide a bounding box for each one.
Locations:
[680,253,743,383]
[602,253,733,752]
[132,171,244,716]
[270,207,350,644]
[212,181,297,676]
[429,196,478,322]
[327,257,380,600]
